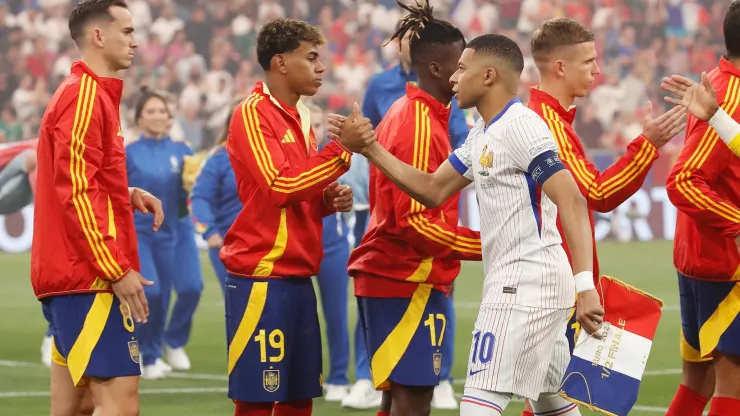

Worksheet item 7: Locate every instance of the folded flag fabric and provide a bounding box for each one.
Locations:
[560,275,664,416]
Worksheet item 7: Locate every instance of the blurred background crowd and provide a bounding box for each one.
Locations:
[0,0,730,159]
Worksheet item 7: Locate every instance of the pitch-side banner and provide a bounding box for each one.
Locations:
[559,276,664,416]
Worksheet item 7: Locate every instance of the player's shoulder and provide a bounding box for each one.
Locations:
[48,73,100,116]
[496,104,549,133]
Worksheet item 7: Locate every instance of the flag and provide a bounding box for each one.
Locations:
[560,275,664,416]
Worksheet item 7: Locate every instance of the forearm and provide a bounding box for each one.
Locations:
[558,195,594,275]
[585,137,657,212]
[709,108,740,157]
[362,142,439,208]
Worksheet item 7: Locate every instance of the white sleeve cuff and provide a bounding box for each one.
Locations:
[708,107,740,146]
[574,271,595,293]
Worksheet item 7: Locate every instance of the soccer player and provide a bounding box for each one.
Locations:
[222,18,372,416]
[660,3,740,415]
[343,18,474,411]
[31,1,163,415]
[330,33,603,416]
[345,2,480,415]
[523,18,687,415]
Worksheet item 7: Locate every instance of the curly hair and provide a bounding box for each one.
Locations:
[386,0,465,65]
[256,18,326,70]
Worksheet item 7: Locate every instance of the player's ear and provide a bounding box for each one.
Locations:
[483,67,497,87]
[273,54,288,75]
[554,59,565,78]
[428,61,441,78]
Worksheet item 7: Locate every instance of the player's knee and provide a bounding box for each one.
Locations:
[681,360,715,396]
[390,385,433,416]
[530,393,580,415]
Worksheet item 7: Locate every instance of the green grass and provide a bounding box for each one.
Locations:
[0,241,683,415]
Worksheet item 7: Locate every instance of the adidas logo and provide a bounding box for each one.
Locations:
[281,130,296,144]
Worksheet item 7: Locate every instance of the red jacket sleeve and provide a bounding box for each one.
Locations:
[228,96,352,207]
[666,117,740,238]
[51,81,130,281]
[553,129,658,212]
[389,106,481,261]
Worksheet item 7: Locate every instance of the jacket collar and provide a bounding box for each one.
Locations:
[254,81,312,148]
[70,61,123,105]
[719,56,740,78]
[406,83,451,121]
[529,86,576,124]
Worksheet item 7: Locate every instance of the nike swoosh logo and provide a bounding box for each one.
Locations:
[469,368,487,376]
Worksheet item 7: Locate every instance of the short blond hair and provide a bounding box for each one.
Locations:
[531,18,594,65]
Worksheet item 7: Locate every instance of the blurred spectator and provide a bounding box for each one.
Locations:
[0,0,729,162]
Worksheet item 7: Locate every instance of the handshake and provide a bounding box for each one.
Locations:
[327,102,377,153]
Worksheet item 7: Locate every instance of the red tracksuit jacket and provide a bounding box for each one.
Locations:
[666,57,740,281]
[528,87,659,279]
[31,62,139,299]
[221,81,352,279]
[348,84,482,298]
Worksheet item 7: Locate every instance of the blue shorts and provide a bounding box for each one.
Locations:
[42,292,141,387]
[678,272,740,361]
[358,285,448,390]
[225,276,323,402]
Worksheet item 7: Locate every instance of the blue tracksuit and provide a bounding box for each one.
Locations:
[358,64,473,382]
[126,136,203,366]
[316,210,352,386]
[190,146,241,293]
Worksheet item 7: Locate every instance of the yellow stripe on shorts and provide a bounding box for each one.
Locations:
[370,284,433,390]
[228,282,268,375]
[67,293,114,387]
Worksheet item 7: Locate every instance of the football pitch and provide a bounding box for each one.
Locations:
[0,241,683,415]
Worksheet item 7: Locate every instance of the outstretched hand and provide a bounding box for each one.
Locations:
[326,103,376,152]
[661,72,719,122]
[640,101,687,148]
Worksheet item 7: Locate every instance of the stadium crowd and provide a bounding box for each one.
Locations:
[0,0,730,155]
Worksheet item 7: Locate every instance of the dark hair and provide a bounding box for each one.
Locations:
[531,18,595,64]
[724,1,740,58]
[68,0,129,45]
[134,85,170,123]
[467,34,525,74]
[387,0,465,66]
[256,18,326,71]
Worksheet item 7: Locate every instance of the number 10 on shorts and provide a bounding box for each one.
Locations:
[471,330,495,364]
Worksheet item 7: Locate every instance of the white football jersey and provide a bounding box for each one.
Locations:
[450,100,574,309]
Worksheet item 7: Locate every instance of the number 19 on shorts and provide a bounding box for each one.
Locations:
[470,330,495,364]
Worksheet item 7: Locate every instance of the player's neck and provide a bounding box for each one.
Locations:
[728,57,740,71]
[416,78,451,106]
[538,79,576,110]
[80,54,118,78]
[264,76,300,108]
[478,91,517,127]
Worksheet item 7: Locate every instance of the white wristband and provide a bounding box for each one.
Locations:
[708,107,740,146]
[574,271,595,293]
